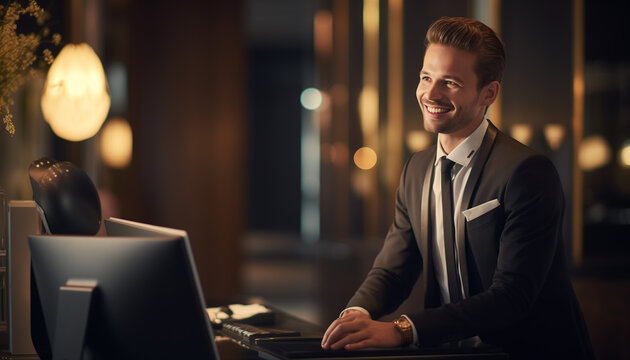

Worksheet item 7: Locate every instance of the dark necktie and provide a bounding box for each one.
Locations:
[441,157,462,303]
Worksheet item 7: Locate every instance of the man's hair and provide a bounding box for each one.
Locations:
[425,17,506,89]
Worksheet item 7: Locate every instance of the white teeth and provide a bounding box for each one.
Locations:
[426,106,450,114]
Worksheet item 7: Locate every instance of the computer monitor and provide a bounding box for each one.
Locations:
[28,219,220,360]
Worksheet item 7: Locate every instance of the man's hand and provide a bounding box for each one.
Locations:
[320,310,403,350]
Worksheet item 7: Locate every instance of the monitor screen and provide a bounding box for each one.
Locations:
[29,221,220,359]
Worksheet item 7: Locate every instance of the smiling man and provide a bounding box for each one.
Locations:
[321,17,594,360]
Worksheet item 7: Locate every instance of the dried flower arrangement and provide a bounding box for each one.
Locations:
[0,0,60,136]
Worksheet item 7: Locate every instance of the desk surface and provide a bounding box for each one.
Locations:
[0,307,508,359]
[215,308,508,360]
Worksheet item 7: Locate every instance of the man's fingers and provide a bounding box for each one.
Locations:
[327,319,403,350]
[321,312,399,351]
[322,317,350,348]
[322,313,368,349]
[321,320,336,347]
[324,318,361,348]
[329,329,369,350]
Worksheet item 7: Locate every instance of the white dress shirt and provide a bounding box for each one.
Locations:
[432,119,488,304]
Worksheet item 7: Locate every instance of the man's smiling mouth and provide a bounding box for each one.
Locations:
[424,104,453,115]
[426,106,450,114]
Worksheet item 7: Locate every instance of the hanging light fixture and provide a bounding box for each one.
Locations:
[41,43,111,141]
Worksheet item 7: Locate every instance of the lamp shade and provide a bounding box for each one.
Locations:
[41,43,111,141]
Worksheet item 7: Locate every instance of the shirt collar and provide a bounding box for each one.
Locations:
[434,119,489,167]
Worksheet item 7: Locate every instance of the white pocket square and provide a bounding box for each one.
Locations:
[462,199,500,221]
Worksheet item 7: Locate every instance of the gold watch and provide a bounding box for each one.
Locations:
[393,316,413,346]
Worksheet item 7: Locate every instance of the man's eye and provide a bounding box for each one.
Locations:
[421,76,431,82]
[445,80,460,87]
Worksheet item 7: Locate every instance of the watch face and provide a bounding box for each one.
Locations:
[395,317,411,330]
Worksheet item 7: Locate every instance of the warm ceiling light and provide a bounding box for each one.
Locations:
[41,43,111,141]
[100,117,132,169]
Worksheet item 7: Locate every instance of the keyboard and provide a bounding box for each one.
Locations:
[221,322,301,344]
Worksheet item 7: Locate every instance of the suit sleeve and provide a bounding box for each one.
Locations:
[409,154,565,345]
[346,155,424,320]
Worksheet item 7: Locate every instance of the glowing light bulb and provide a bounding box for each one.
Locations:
[41,43,111,141]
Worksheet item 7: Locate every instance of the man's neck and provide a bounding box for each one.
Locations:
[438,117,484,154]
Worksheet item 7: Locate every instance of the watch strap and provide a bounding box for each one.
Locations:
[393,316,413,346]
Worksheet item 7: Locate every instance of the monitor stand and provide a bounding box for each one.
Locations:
[53,280,97,360]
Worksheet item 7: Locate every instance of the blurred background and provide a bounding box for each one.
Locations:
[1,0,629,358]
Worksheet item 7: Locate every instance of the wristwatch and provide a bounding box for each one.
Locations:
[393,316,413,346]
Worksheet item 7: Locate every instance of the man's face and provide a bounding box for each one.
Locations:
[416,44,488,136]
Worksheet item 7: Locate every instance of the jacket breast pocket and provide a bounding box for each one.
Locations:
[465,205,504,289]
[466,205,502,231]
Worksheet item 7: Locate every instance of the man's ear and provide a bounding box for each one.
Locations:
[481,81,500,106]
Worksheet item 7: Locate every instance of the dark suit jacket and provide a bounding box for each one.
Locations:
[347,122,594,359]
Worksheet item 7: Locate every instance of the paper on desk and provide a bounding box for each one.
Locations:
[206,303,274,325]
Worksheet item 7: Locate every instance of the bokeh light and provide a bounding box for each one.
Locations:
[100,117,133,168]
[510,124,533,146]
[578,135,611,171]
[300,88,323,110]
[358,86,378,136]
[406,130,432,152]
[354,147,377,170]
[619,141,630,168]
[544,123,565,150]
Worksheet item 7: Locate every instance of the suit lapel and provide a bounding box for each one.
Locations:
[420,154,436,304]
[456,121,498,297]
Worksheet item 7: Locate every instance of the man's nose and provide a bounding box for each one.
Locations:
[425,82,442,100]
